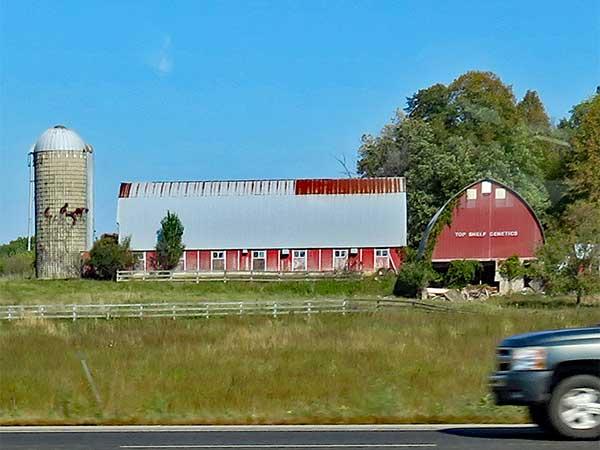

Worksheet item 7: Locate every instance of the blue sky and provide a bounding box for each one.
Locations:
[1,0,598,242]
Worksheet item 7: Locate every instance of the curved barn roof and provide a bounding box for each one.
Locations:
[33,125,90,152]
[417,178,545,259]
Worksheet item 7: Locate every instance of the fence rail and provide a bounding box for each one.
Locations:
[0,299,367,321]
[116,270,365,283]
[0,299,460,321]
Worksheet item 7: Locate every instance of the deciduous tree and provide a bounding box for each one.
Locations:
[156,211,185,270]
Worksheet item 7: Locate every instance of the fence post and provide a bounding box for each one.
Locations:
[139,304,143,319]
[307,301,312,316]
[172,304,176,320]
[72,305,77,321]
[239,302,243,316]
[273,302,278,318]
[205,304,209,319]
[7,307,12,321]
[342,299,347,315]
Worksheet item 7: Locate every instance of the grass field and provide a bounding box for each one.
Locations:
[1,307,599,425]
[2,278,598,309]
[0,277,398,305]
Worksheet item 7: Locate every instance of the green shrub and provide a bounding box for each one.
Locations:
[0,253,35,278]
[394,261,438,298]
[87,235,135,280]
[445,260,481,288]
[498,255,524,281]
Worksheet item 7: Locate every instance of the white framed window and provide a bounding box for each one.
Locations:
[211,251,225,271]
[334,249,348,271]
[133,252,145,271]
[466,188,477,200]
[495,188,506,199]
[375,248,390,270]
[481,181,492,194]
[252,250,266,271]
[292,250,307,271]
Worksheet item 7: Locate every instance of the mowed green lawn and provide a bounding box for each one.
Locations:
[1,307,598,425]
[0,277,397,305]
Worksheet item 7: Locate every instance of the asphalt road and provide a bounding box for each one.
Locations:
[0,425,597,450]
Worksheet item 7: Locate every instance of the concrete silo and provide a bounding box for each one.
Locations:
[31,125,94,279]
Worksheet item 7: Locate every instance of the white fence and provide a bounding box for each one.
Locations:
[0,299,364,321]
[116,270,365,283]
[0,299,455,321]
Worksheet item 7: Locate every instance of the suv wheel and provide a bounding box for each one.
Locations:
[548,375,600,439]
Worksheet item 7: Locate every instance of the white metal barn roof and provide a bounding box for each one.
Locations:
[33,125,88,152]
[117,178,407,250]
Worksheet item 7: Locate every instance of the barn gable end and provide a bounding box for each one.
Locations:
[419,179,545,262]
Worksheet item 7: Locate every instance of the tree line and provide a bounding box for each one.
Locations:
[358,71,599,302]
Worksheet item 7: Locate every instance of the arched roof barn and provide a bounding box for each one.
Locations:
[418,179,544,262]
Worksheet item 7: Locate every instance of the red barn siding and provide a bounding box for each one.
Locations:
[390,248,403,271]
[321,249,333,271]
[307,249,320,271]
[186,251,198,271]
[139,247,400,273]
[431,181,544,261]
[362,249,375,272]
[146,251,157,270]
[267,250,279,271]
[226,251,238,271]
[199,251,211,271]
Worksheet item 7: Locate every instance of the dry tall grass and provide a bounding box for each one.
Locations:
[1,308,598,425]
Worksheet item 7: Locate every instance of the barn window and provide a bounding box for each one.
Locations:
[466,188,477,200]
[334,249,348,270]
[495,188,506,199]
[481,181,492,194]
[252,250,266,271]
[375,249,390,269]
[293,250,307,271]
[211,251,225,271]
[133,252,145,271]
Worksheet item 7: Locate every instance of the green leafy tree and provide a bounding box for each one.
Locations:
[358,71,550,246]
[567,94,600,202]
[0,237,33,257]
[447,72,519,143]
[517,90,551,131]
[87,235,135,280]
[0,237,35,278]
[156,211,185,270]
[534,201,600,305]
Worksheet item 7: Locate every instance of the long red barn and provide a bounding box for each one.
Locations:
[117,177,407,273]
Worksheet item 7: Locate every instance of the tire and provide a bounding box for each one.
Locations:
[547,375,600,440]
[528,403,552,432]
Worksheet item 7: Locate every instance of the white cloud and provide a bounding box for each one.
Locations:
[151,34,173,76]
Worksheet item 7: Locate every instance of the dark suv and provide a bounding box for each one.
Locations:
[490,326,600,439]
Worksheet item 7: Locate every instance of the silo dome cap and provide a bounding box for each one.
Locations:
[33,125,90,152]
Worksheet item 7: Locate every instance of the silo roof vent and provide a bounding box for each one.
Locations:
[33,125,87,152]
